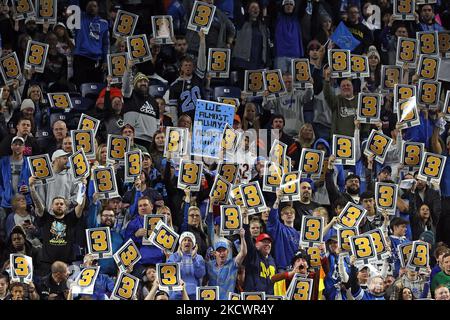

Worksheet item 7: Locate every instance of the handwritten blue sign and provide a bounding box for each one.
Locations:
[191,99,235,158]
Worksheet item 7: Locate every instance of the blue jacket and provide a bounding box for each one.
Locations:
[266,208,299,271]
[124,214,165,265]
[0,156,31,208]
[86,201,125,276]
[275,12,304,58]
[74,13,109,61]
[324,252,350,300]
[404,113,433,150]
[167,252,206,300]
[440,153,450,197]
[389,235,410,278]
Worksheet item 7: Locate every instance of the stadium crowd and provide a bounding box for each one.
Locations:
[1,0,450,300]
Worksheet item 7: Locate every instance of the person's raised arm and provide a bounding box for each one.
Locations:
[325,155,341,204]
[354,120,362,161]
[122,60,134,98]
[323,66,337,111]
[431,112,444,154]
[75,178,88,218]
[29,176,45,217]
[323,216,339,235]
[234,228,247,267]
[196,30,206,79]
[145,278,160,300]
[180,187,191,233]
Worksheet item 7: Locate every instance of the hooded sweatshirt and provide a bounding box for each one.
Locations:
[275,11,304,58]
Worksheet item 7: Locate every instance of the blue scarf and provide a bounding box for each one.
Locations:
[275,13,303,58]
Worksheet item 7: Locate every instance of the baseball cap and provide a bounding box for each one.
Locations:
[51,149,69,161]
[214,241,228,250]
[234,114,241,123]
[143,152,151,158]
[53,22,67,31]
[11,136,25,145]
[256,233,272,243]
[20,99,35,111]
[214,216,221,226]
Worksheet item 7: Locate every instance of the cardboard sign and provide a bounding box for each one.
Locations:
[86,227,113,259]
[27,154,55,184]
[113,10,139,38]
[152,15,175,44]
[328,49,351,78]
[187,1,216,34]
[207,48,231,78]
[24,40,49,73]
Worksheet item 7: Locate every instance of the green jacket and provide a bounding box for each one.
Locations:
[323,80,358,137]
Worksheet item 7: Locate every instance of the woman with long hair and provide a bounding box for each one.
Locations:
[241,102,260,131]
[287,123,316,167]
[53,23,75,80]
[149,131,165,173]
[410,203,436,241]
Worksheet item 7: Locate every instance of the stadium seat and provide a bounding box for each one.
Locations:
[80,82,106,99]
[73,97,95,112]
[213,86,241,100]
[149,84,168,98]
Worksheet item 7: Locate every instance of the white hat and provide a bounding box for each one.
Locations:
[179,232,196,247]
[51,149,69,161]
[20,99,35,111]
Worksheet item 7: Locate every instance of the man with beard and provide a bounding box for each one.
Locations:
[293,179,319,231]
[122,69,159,151]
[29,176,87,273]
[73,1,109,86]
[326,155,361,210]
[87,200,124,276]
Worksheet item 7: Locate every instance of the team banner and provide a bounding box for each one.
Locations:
[192,100,235,158]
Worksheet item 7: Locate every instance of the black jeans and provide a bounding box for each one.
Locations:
[72,55,104,89]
